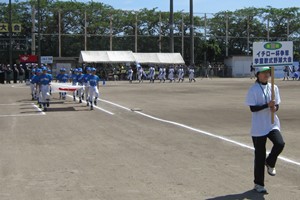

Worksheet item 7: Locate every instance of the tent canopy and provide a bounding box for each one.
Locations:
[79,51,185,65]
[79,51,136,63]
[133,53,185,64]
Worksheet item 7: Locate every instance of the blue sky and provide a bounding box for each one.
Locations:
[98,0,299,13]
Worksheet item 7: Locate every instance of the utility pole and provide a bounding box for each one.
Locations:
[58,10,61,57]
[9,0,13,66]
[31,5,36,55]
[287,18,290,41]
[135,12,138,52]
[225,13,229,57]
[181,13,184,57]
[159,12,162,52]
[204,13,207,66]
[267,17,270,41]
[190,0,194,65]
[247,16,250,56]
[84,10,87,50]
[169,0,174,53]
[37,0,41,66]
[110,14,113,51]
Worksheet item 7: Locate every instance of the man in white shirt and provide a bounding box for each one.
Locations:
[245,67,285,193]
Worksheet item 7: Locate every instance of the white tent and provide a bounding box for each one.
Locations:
[133,53,185,64]
[79,51,136,63]
[79,51,185,64]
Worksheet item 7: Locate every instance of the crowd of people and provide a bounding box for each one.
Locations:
[0,63,28,84]
[250,63,300,81]
[126,64,198,84]
[282,65,300,81]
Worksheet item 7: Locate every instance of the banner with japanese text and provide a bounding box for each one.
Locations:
[253,41,293,67]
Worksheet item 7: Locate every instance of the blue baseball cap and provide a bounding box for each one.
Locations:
[36,69,42,73]
[60,68,66,72]
[42,66,47,71]
[91,68,96,72]
[78,68,83,72]
[86,67,91,71]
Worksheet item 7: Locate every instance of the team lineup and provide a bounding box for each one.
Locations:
[29,64,198,112]
[30,66,101,111]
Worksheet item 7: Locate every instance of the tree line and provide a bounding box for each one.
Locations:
[0,0,299,64]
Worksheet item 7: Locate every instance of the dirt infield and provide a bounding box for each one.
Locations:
[0,78,299,200]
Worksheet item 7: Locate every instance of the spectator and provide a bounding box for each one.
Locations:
[13,64,19,83]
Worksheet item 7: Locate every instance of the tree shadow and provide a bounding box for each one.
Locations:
[206,190,267,200]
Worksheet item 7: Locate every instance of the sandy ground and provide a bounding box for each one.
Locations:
[0,78,299,200]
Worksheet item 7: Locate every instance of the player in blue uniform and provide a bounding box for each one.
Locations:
[47,68,53,95]
[87,68,100,110]
[76,68,85,103]
[70,68,79,101]
[83,67,91,106]
[30,69,37,100]
[37,67,52,111]
[56,68,69,100]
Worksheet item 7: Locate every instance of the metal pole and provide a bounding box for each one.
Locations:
[110,14,113,51]
[190,0,194,65]
[84,10,87,50]
[181,13,184,57]
[287,18,290,41]
[9,0,12,66]
[247,16,250,56]
[225,14,229,57]
[204,13,207,66]
[159,12,162,52]
[58,10,61,57]
[135,12,138,52]
[31,5,36,55]
[267,17,270,41]
[169,0,174,53]
[37,0,41,66]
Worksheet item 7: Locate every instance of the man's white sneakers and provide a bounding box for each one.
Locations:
[254,184,268,193]
[266,164,276,176]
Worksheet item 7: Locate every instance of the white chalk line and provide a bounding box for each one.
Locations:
[99,98,300,167]
[66,94,114,115]
[31,103,46,115]
[0,103,45,117]
[11,85,29,89]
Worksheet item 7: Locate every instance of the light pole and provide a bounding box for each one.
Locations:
[190,0,194,65]
[37,0,41,66]
[169,0,174,53]
[9,0,12,66]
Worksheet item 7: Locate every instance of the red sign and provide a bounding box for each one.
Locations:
[19,55,38,63]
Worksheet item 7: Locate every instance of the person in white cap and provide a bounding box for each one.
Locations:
[149,66,155,83]
[37,67,52,111]
[168,66,175,82]
[127,67,133,83]
[177,66,184,82]
[137,65,143,83]
[87,68,100,110]
[245,67,285,194]
[188,67,196,82]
